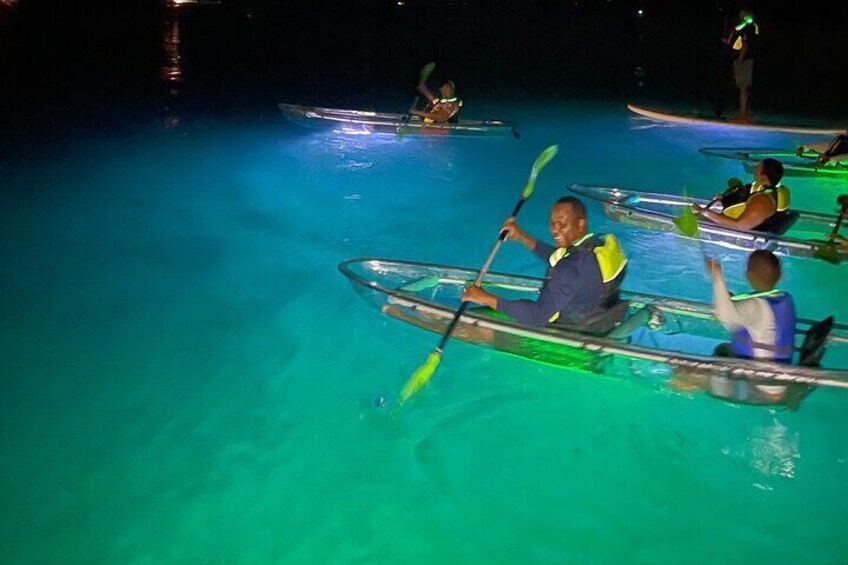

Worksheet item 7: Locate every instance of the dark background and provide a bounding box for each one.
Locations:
[2,0,846,157]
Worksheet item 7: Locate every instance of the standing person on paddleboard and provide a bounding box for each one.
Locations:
[724,7,759,123]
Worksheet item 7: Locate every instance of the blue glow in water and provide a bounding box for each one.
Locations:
[2,103,847,563]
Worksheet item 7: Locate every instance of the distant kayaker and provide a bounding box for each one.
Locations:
[796,133,848,165]
[693,158,792,234]
[461,196,629,334]
[408,79,462,124]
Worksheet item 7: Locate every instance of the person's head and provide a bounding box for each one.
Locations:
[746,250,781,291]
[439,80,455,98]
[754,158,784,187]
[549,196,588,248]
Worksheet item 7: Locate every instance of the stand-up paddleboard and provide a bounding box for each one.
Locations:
[628,104,844,136]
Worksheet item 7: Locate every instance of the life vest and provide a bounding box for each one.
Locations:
[423,96,462,123]
[729,290,796,363]
[720,182,791,233]
[546,233,628,325]
[732,15,759,50]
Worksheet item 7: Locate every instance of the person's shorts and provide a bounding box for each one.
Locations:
[733,59,754,88]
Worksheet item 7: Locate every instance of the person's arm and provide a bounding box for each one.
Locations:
[497,263,578,326]
[463,262,577,327]
[416,81,437,103]
[706,259,762,332]
[694,192,774,231]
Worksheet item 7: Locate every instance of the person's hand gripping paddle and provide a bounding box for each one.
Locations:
[399,145,559,404]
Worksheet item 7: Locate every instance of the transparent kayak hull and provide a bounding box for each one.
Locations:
[569,184,846,260]
[700,147,848,179]
[278,103,518,138]
[339,258,848,398]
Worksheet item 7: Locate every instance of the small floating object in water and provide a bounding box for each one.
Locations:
[372,395,388,408]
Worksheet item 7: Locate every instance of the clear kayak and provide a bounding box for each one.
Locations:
[700,147,848,179]
[569,184,846,261]
[339,258,848,405]
[627,104,844,136]
[278,102,518,138]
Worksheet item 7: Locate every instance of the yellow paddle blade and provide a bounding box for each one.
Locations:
[400,352,442,404]
[673,204,700,238]
[419,62,436,83]
[522,144,559,199]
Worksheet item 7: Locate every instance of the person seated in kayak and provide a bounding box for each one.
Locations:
[796,133,848,165]
[461,196,629,334]
[709,250,795,400]
[408,79,462,124]
[693,158,791,233]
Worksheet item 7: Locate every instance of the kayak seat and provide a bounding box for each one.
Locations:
[797,316,834,368]
[756,210,799,235]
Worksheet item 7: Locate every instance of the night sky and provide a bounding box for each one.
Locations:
[2,0,847,156]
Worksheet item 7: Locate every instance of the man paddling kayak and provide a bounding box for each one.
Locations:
[692,158,793,233]
[408,79,462,124]
[461,196,629,334]
[672,250,797,403]
[796,133,848,165]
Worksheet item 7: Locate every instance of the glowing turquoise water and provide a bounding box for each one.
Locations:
[2,103,847,563]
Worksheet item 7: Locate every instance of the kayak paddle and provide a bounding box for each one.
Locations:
[398,62,436,138]
[673,180,741,251]
[399,144,559,404]
[813,194,848,264]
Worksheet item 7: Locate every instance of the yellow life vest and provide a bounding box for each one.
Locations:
[546,234,628,324]
[423,97,462,124]
[723,184,790,219]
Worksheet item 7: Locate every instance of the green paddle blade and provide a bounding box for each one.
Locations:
[400,352,441,404]
[419,62,436,83]
[522,144,559,199]
[673,204,700,238]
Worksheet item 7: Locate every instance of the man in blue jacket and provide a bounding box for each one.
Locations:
[462,196,628,334]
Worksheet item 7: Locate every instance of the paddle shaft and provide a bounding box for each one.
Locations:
[432,198,529,353]
[401,95,420,126]
[830,198,848,235]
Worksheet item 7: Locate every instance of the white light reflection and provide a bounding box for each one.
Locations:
[160,5,184,128]
[748,418,800,480]
[161,14,182,85]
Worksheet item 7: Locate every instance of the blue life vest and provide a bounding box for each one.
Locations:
[729,291,796,363]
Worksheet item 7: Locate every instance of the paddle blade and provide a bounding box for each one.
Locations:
[400,352,441,403]
[419,62,436,83]
[522,144,559,199]
[673,204,700,238]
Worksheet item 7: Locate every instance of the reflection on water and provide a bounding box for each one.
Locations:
[161,12,182,86]
[748,417,800,480]
[160,6,183,128]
